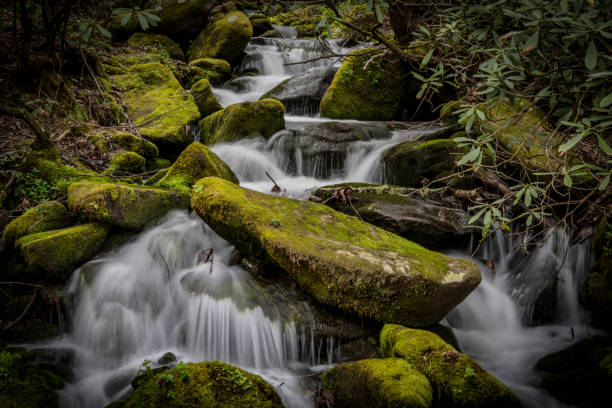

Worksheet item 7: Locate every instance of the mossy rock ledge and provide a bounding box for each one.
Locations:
[191,78,223,117]
[2,201,69,247]
[380,324,520,408]
[155,142,238,192]
[67,181,190,229]
[200,99,285,145]
[183,58,232,87]
[187,11,253,65]
[127,33,184,60]
[191,177,481,326]
[322,358,433,408]
[107,361,283,408]
[15,223,110,279]
[319,47,405,120]
[111,62,200,151]
[313,183,470,249]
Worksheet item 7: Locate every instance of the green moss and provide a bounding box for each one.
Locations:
[250,16,272,37]
[322,358,432,408]
[3,201,69,247]
[187,11,253,65]
[382,138,466,187]
[146,158,171,172]
[184,58,232,87]
[191,78,223,117]
[108,361,282,408]
[191,177,480,326]
[111,131,159,158]
[380,324,520,408]
[67,180,190,229]
[104,152,146,176]
[89,132,110,154]
[0,349,63,408]
[111,62,200,150]
[128,33,184,60]
[200,99,285,145]
[15,223,110,278]
[320,48,405,120]
[155,142,237,192]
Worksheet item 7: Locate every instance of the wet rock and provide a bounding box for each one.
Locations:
[158,352,177,365]
[261,66,337,115]
[250,14,272,37]
[200,99,285,145]
[67,181,190,229]
[107,361,283,408]
[380,324,520,408]
[187,11,253,66]
[320,47,405,120]
[191,177,481,327]
[154,142,238,192]
[536,335,612,407]
[27,347,75,381]
[322,358,433,408]
[313,183,471,250]
[2,201,69,248]
[191,78,223,117]
[111,62,200,151]
[16,223,110,279]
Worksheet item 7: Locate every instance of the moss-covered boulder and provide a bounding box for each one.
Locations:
[146,157,171,172]
[111,62,200,150]
[2,201,69,247]
[111,131,159,158]
[155,142,238,192]
[382,139,466,187]
[0,348,64,408]
[200,99,285,145]
[67,181,190,229]
[313,183,470,249]
[127,33,184,60]
[107,361,283,408]
[191,177,481,326]
[103,152,146,176]
[16,224,110,278]
[535,335,612,407]
[187,11,253,65]
[580,220,612,329]
[191,78,223,117]
[319,48,404,120]
[185,58,232,87]
[322,358,432,408]
[250,15,272,37]
[380,324,520,408]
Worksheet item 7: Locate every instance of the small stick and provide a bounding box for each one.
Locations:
[265,172,282,193]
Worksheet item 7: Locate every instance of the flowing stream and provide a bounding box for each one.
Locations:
[46,34,595,408]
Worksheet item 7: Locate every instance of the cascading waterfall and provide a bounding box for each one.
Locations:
[47,32,596,408]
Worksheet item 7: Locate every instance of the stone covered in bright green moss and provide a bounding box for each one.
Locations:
[3,201,69,247]
[200,99,285,145]
[322,358,432,408]
[16,224,110,278]
[250,15,272,37]
[191,177,481,326]
[111,131,159,158]
[320,48,404,120]
[104,152,146,176]
[536,335,612,407]
[187,11,253,65]
[107,361,282,408]
[127,33,185,60]
[191,78,223,117]
[155,142,238,192]
[185,58,232,87]
[111,62,200,150]
[67,181,189,229]
[382,139,466,187]
[0,348,64,408]
[380,324,520,408]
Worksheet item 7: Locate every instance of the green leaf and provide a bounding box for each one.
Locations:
[526,214,533,226]
[600,92,612,108]
[137,13,149,31]
[82,26,92,42]
[97,25,112,39]
[142,12,161,22]
[597,135,612,155]
[558,134,584,152]
[375,4,384,23]
[421,48,434,68]
[112,8,132,15]
[564,174,572,187]
[600,174,610,190]
[585,41,597,70]
[524,189,532,207]
[458,147,481,165]
[314,16,326,33]
[469,208,485,224]
[483,210,492,227]
[121,14,132,26]
[524,31,539,51]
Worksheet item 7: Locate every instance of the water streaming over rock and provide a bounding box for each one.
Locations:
[46,33,596,408]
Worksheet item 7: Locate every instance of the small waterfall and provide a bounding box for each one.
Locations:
[56,211,337,408]
[445,229,596,408]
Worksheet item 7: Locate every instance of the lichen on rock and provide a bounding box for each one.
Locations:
[191,177,481,326]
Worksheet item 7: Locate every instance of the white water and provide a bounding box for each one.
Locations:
[46,34,596,408]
